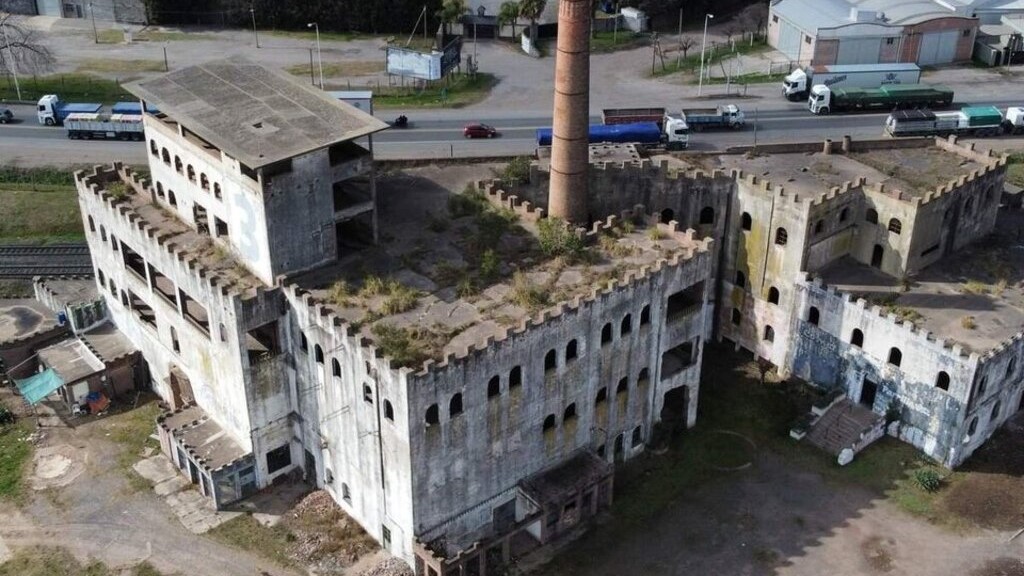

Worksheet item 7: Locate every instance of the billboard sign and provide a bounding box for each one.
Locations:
[385,39,462,80]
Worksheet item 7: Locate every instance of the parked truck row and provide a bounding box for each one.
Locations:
[783,63,921,101]
[885,106,1024,137]
[808,84,954,115]
[37,94,156,126]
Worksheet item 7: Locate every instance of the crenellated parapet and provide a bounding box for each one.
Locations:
[76,164,265,303]
[800,272,980,364]
[477,179,546,222]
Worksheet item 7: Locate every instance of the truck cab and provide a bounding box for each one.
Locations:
[662,115,689,150]
[1004,107,1024,135]
[782,68,808,100]
[37,94,62,125]
[808,85,831,115]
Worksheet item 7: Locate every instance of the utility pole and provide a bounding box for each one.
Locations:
[0,20,21,100]
[250,4,260,48]
[308,22,324,89]
[89,2,98,44]
[698,13,713,97]
[676,8,682,67]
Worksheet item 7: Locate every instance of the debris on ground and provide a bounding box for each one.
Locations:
[283,490,379,575]
[358,557,415,576]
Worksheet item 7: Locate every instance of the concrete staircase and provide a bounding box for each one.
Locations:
[807,399,885,456]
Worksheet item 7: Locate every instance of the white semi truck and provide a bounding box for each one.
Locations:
[63,113,145,141]
[782,63,921,101]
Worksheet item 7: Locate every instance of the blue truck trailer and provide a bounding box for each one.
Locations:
[536,121,687,149]
[37,95,157,126]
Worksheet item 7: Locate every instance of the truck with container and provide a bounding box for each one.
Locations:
[602,107,667,127]
[884,106,1023,137]
[808,84,954,115]
[536,117,689,150]
[680,105,745,131]
[36,94,156,126]
[782,63,921,101]
[63,113,145,141]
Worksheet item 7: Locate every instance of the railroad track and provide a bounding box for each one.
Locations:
[0,243,94,279]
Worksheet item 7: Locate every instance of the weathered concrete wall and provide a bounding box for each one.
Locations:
[405,247,712,542]
[285,285,415,563]
[791,277,980,466]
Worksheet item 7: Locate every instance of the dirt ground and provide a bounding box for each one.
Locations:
[531,345,1024,576]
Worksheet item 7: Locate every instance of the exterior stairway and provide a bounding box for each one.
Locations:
[806,398,885,456]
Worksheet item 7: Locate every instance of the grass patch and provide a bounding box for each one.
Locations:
[208,515,297,569]
[1006,152,1024,188]
[369,73,497,109]
[96,28,215,43]
[652,40,770,78]
[707,71,788,85]
[0,280,33,298]
[284,60,384,78]
[590,30,649,53]
[100,397,161,490]
[370,324,430,368]
[0,418,34,504]
[76,58,166,74]
[0,186,83,243]
[0,74,132,104]
[266,29,369,43]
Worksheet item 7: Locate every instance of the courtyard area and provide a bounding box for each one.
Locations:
[531,344,1024,576]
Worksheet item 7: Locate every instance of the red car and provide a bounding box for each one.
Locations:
[463,123,498,138]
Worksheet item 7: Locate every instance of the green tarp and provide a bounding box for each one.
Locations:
[15,368,65,405]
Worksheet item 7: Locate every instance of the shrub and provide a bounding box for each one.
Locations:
[381,283,420,315]
[359,275,389,297]
[648,227,665,241]
[501,156,532,185]
[328,281,352,307]
[371,324,429,368]
[447,185,489,218]
[510,271,548,310]
[0,405,14,426]
[961,315,976,330]
[479,249,500,283]
[106,181,129,200]
[537,217,584,257]
[914,469,941,493]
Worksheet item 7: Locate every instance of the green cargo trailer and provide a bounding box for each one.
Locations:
[808,83,954,115]
[961,106,1003,127]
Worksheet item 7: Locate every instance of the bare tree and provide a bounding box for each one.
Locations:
[737,3,769,42]
[0,13,55,75]
[679,35,696,59]
[722,22,741,45]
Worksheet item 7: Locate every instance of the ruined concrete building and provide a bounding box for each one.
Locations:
[74,33,1018,576]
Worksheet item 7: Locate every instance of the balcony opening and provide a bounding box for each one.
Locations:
[121,242,147,282]
[329,140,367,166]
[661,340,695,380]
[193,204,210,235]
[148,264,177,307]
[179,288,210,337]
[215,216,229,238]
[127,289,156,329]
[666,281,704,321]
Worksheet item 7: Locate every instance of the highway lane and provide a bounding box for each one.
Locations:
[3,98,1022,163]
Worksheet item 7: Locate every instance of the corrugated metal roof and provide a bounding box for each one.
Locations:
[773,0,854,31]
[775,0,971,31]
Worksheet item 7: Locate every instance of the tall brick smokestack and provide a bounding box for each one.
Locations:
[547,0,591,224]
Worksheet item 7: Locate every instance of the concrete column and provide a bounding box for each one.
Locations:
[547,0,592,225]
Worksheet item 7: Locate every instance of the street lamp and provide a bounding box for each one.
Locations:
[0,20,21,100]
[307,22,324,89]
[250,5,259,48]
[89,2,98,44]
[697,13,713,97]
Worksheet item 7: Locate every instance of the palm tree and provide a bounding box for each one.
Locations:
[499,1,521,40]
[518,0,546,42]
[437,0,468,37]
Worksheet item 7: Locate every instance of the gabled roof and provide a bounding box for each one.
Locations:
[127,57,389,169]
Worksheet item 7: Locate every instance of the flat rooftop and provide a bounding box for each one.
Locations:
[36,278,99,308]
[715,146,984,200]
[80,322,136,363]
[289,164,708,369]
[818,211,1024,354]
[0,299,60,344]
[161,405,248,471]
[38,337,104,385]
[127,57,388,169]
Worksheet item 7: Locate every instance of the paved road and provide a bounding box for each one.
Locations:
[3,98,1023,164]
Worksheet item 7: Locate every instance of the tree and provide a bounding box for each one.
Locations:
[723,22,741,45]
[436,0,468,36]
[0,13,54,76]
[679,35,696,59]
[737,3,769,41]
[518,0,546,42]
[498,1,521,40]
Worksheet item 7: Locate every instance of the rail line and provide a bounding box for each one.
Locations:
[0,243,93,279]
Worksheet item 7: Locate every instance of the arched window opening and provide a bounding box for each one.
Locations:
[187,164,196,182]
[775,227,788,245]
[384,400,394,421]
[740,212,752,231]
[425,404,439,425]
[936,371,950,391]
[601,323,613,345]
[174,155,183,174]
[488,376,500,398]
[640,305,651,325]
[168,191,177,207]
[566,339,578,361]
[731,308,741,325]
[888,218,902,234]
[991,401,1002,421]
[509,366,522,389]
[839,207,849,222]
[342,483,351,502]
[544,349,557,372]
[616,377,628,395]
[563,403,577,422]
[764,325,775,342]
[449,393,463,417]
[363,384,373,403]
[767,286,780,304]
[814,220,823,235]
[595,387,608,405]
[149,139,158,156]
[332,358,341,377]
[161,148,170,164]
[621,314,632,336]
[638,368,649,383]
[660,208,674,224]
[87,215,96,232]
[542,414,556,432]
[808,306,820,326]
[865,208,878,224]
[735,270,746,288]
[213,182,222,199]
[314,345,324,364]
[699,206,714,225]
[888,347,902,367]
